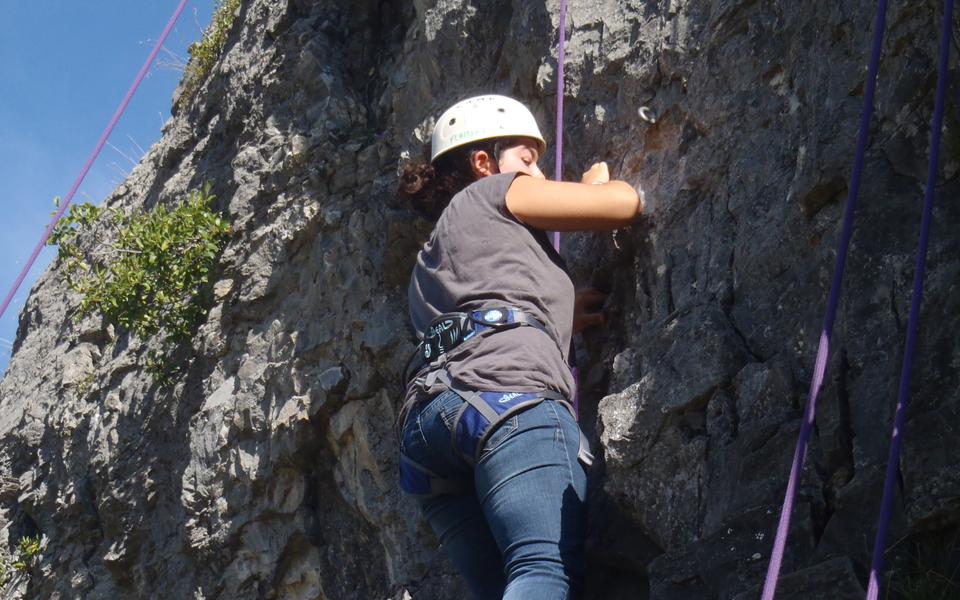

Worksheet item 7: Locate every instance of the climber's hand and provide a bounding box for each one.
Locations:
[581,162,610,186]
[573,287,607,334]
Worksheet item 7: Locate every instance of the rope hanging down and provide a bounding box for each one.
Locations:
[866,0,953,597]
[0,0,190,322]
[761,1,890,597]
[553,0,581,420]
[553,0,567,253]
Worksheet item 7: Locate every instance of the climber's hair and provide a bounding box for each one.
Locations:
[397,141,497,221]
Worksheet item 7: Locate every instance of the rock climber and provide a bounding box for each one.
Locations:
[395,94,643,600]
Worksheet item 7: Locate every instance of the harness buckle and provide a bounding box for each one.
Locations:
[477,308,508,325]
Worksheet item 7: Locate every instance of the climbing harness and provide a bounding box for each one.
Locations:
[762,0,952,598]
[403,307,555,383]
[399,306,593,498]
[398,368,592,498]
[0,0,190,322]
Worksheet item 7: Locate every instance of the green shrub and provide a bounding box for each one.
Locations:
[0,535,42,586]
[12,536,40,573]
[180,0,243,99]
[48,185,231,378]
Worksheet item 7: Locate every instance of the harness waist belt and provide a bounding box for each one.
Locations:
[404,307,550,384]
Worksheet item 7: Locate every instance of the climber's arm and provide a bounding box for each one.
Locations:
[505,162,643,231]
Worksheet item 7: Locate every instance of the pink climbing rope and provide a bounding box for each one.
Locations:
[0,0,191,322]
[761,1,889,597]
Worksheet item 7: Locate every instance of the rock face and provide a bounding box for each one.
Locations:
[1,1,958,598]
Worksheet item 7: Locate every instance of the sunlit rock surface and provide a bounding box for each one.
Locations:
[1,1,957,598]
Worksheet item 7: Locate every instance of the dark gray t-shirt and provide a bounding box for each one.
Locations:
[407,172,575,404]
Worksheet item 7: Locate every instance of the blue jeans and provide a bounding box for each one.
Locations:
[399,389,588,600]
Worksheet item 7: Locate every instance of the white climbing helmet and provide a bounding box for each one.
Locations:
[430,95,546,163]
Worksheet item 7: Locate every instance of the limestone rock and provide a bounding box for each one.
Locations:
[1,1,957,598]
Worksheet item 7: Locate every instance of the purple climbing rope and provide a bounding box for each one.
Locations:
[865,1,953,598]
[554,0,580,419]
[553,0,567,253]
[0,0,190,322]
[761,1,890,598]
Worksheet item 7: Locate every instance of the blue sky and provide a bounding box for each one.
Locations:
[0,1,217,375]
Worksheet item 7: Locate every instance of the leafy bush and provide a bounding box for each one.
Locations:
[48,185,230,357]
[181,0,242,99]
[0,535,42,586]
